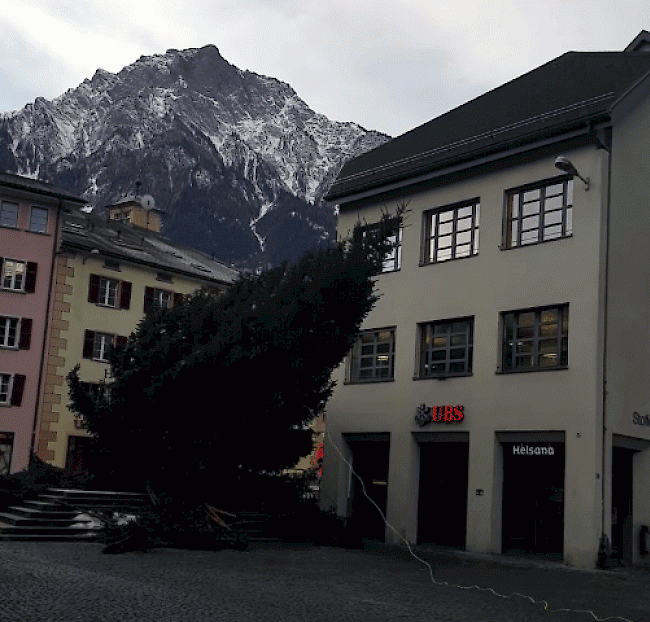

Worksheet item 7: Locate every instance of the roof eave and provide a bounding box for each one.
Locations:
[328,118,610,208]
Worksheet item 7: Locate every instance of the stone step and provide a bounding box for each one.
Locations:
[7,505,80,520]
[23,499,65,510]
[0,522,96,536]
[0,511,90,527]
[0,530,98,541]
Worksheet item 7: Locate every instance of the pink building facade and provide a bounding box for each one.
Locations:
[0,173,85,474]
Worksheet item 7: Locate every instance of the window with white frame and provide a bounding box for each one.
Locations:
[356,219,402,273]
[348,328,395,382]
[0,374,11,404]
[144,287,173,312]
[88,274,131,309]
[0,202,18,228]
[0,317,19,348]
[501,305,568,372]
[0,373,25,406]
[29,207,48,233]
[419,317,474,377]
[1,259,26,291]
[98,277,119,307]
[92,332,113,362]
[504,178,573,248]
[422,200,480,264]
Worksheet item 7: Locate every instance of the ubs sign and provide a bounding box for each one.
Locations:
[415,404,464,426]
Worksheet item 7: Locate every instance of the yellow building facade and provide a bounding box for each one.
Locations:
[36,203,238,469]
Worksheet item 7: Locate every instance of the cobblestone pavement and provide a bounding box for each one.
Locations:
[1,541,649,622]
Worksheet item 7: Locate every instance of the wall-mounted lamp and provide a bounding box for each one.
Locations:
[555,156,589,190]
[82,248,100,264]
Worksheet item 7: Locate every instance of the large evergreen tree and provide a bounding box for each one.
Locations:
[67,213,399,505]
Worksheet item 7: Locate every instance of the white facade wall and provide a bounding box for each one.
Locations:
[322,144,618,568]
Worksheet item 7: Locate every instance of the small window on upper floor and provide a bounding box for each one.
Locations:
[503,178,573,248]
[0,316,31,350]
[29,207,48,233]
[355,218,402,273]
[347,327,396,383]
[0,258,37,293]
[422,200,480,264]
[500,304,568,372]
[0,202,18,228]
[88,274,132,309]
[418,317,474,378]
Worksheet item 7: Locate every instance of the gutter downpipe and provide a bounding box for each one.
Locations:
[599,135,613,563]
[30,198,64,463]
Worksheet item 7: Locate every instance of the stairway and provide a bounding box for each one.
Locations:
[0,488,151,541]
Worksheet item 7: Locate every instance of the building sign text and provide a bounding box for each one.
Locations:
[415,404,464,426]
[512,444,555,456]
[633,412,650,427]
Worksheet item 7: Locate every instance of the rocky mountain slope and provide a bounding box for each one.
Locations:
[0,45,389,269]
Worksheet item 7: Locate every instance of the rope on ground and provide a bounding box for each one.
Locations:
[324,428,636,622]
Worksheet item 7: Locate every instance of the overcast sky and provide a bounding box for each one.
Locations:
[1,1,649,137]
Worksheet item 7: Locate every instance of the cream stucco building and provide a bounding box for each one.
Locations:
[320,32,650,569]
[36,195,239,471]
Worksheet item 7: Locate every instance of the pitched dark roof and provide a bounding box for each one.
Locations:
[327,51,650,202]
[61,211,239,286]
[0,172,87,206]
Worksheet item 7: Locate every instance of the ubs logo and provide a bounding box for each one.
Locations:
[415,404,464,426]
[632,412,650,426]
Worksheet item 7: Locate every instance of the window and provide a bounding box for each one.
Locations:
[348,328,395,382]
[80,381,112,405]
[83,330,127,362]
[0,258,37,293]
[0,317,19,348]
[143,287,182,312]
[99,277,118,307]
[504,178,573,248]
[422,200,480,264]
[29,207,48,233]
[88,274,132,309]
[0,202,18,228]
[0,373,25,406]
[92,332,113,362]
[356,219,402,272]
[501,305,568,372]
[419,317,473,377]
[0,432,14,475]
[0,316,31,349]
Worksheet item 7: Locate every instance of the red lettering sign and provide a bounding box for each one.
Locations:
[415,404,464,426]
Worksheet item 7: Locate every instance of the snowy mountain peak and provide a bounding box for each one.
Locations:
[0,46,390,270]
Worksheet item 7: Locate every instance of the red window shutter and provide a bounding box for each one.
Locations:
[119,281,132,310]
[18,318,32,350]
[10,374,26,406]
[88,274,100,303]
[143,286,154,312]
[83,330,95,359]
[115,335,128,348]
[173,292,184,307]
[25,262,38,293]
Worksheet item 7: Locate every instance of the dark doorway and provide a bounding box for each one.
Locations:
[612,446,634,562]
[66,436,91,477]
[502,442,565,559]
[418,442,469,548]
[347,439,390,541]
